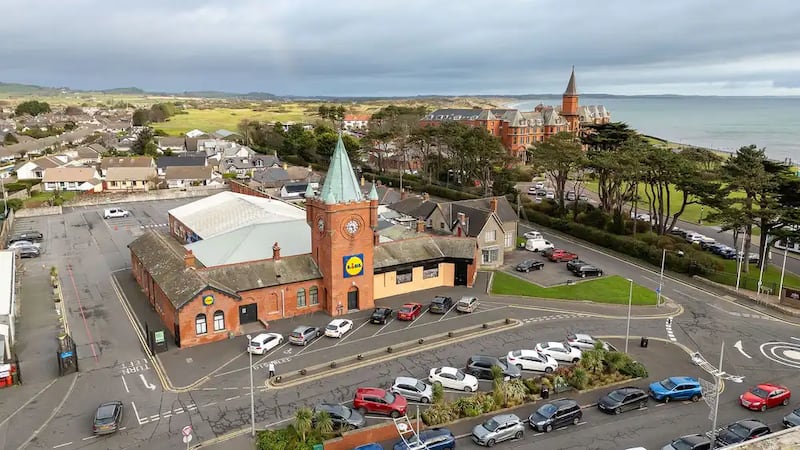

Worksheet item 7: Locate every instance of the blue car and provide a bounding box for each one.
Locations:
[394,428,456,450]
[354,444,384,450]
[649,376,702,402]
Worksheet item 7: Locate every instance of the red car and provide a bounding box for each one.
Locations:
[397,303,423,321]
[548,249,578,262]
[353,387,408,418]
[739,383,791,411]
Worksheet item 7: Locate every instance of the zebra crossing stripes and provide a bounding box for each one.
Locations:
[522,314,585,324]
[665,317,677,342]
[140,223,169,229]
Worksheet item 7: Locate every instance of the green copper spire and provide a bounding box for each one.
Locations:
[368,183,379,201]
[319,134,363,203]
[304,183,315,198]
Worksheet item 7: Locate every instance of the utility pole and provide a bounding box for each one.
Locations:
[710,342,724,449]
[735,231,746,291]
[778,245,789,299]
[624,279,633,353]
[756,242,770,298]
[657,249,666,307]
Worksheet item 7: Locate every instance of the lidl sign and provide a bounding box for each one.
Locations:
[343,254,364,278]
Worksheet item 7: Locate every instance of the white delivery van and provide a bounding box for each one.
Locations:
[525,238,555,252]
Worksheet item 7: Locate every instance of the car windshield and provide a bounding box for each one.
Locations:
[728,423,751,438]
[536,404,558,418]
[453,370,465,381]
[327,405,351,419]
[607,390,627,402]
[750,387,769,398]
[326,324,338,330]
[670,438,695,450]
[495,360,508,370]
[95,405,116,421]
[482,418,500,432]
[415,380,427,391]
[660,378,678,390]
[432,298,444,304]
[290,331,302,338]
[383,391,396,403]
[511,350,522,357]
[400,306,412,313]
[372,309,385,316]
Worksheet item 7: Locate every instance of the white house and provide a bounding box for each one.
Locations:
[0,250,16,360]
[42,167,103,192]
[165,166,216,188]
[343,114,371,130]
[14,155,70,180]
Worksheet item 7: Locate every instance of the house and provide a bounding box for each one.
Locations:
[101,119,132,133]
[362,181,402,205]
[165,166,215,189]
[156,156,206,177]
[211,129,242,141]
[66,146,102,166]
[252,166,290,187]
[157,136,186,153]
[14,155,70,180]
[105,166,157,191]
[42,167,102,192]
[343,114,371,130]
[185,129,208,139]
[100,156,155,177]
[218,154,279,178]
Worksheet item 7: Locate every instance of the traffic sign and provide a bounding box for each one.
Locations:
[183,435,193,444]
[655,287,661,294]
[182,425,193,437]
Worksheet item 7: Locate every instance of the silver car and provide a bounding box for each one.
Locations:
[472,413,524,447]
[391,377,433,403]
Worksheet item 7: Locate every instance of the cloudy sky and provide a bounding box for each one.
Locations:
[2,0,799,96]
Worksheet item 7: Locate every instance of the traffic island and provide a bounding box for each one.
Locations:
[268,318,521,388]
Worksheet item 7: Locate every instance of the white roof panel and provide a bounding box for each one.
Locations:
[0,250,15,317]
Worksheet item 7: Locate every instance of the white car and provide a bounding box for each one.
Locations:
[535,342,582,363]
[247,333,283,355]
[545,191,555,200]
[104,208,130,219]
[8,240,41,249]
[566,333,611,351]
[685,233,704,244]
[324,319,353,338]
[506,350,558,373]
[534,182,545,190]
[522,231,543,240]
[428,366,479,392]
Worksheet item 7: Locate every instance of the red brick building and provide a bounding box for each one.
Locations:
[419,69,611,162]
[129,136,478,348]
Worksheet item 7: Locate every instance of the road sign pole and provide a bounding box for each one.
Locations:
[657,249,665,307]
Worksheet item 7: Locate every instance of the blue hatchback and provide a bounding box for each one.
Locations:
[393,427,456,450]
[649,376,702,402]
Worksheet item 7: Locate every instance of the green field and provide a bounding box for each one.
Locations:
[152,107,315,135]
[491,272,657,305]
[23,191,76,207]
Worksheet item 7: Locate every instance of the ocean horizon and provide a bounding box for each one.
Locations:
[509,96,800,162]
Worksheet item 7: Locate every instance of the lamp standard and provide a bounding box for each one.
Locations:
[246,335,255,437]
[756,242,770,298]
[735,230,746,291]
[625,278,633,353]
[778,244,789,299]
[657,249,666,307]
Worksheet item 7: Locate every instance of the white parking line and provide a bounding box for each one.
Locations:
[52,442,72,449]
[81,436,97,441]
[407,310,429,328]
[336,320,370,345]
[202,402,217,408]
[372,318,394,336]
[131,401,142,425]
[225,396,241,401]
[438,303,458,321]
[121,375,129,393]
[294,335,324,356]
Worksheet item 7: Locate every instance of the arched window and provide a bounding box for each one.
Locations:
[309,286,319,306]
[297,288,306,307]
[195,314,207,335]
[213,310,225,331]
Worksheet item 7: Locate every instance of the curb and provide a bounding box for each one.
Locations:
[267,318,522,389]
[508,302,684,321]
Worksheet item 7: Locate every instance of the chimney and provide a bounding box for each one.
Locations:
[373,230,381,246]
[416,217,425,233]
[489,197,498,213]
[423,192,430,202]
[400,190,408,200]
[272,242,281,260]
[183,250,196,269]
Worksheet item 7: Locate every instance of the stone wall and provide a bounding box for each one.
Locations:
[14,206,62,218]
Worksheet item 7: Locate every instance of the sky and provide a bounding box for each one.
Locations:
[2,0,800,96]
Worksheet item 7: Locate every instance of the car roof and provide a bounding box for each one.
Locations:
[329,319,348,325]
[516,349,541,357]
[614,387,644,394]
[433,296,450,301]
[470,355,497,363]
[401,302,422,307]
[458,296,476,301]
[670,376,699,384]
[292,325,313,332]
[492,414,520,423]
[735,419,766,429]
[545,341,565,347]
[419,428,453,439]
[550,398,578,407]
[439,366,459,375]
[573,333,593,340]
[679,434,710,444]
[356,387,386,396]
[374,307,391,312]
[252,332,280,341]
[394,376,421,385]
[757,382,785,391]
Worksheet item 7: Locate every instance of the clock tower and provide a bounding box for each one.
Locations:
[306,134,378,315]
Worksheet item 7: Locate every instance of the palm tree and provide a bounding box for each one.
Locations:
[580,349,604,374]
[603,351,630,374]
[313,410,334,437]
[293,407,313,443]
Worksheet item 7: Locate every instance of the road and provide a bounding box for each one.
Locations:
[5,196,800,450]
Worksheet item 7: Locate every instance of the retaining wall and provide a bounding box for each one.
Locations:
[14,206,62,218]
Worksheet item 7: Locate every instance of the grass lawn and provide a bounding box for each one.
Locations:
[23,191,75,207]
[705,256,800,292]
[491,272,657,305]
[153,107,312,135]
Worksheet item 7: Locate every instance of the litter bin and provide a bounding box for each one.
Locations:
[640,337,649,348]
[541,385,550,399]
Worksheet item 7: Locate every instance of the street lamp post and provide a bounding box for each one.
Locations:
[756,242,770,298]
[710,342,725,448]
[735,232,746,291]
[246,334,255,437]
[625,278,633,354]
[778,245,789,299]
[657,249,666,307]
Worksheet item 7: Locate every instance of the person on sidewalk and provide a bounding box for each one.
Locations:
[268,362,276,379]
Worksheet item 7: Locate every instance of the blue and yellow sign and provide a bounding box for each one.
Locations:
[343,254,364,278]
[202,294,215,306]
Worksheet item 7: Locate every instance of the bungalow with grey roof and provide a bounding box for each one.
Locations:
[42,167,102,192]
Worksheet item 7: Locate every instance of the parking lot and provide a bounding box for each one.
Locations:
[502,246,608,287]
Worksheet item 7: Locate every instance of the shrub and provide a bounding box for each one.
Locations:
[523,377,541,396]
[432,382,444,404]
[421,402,458,426]
[620,361,649,378]
[568,367,589,390]
[256,427,294,450]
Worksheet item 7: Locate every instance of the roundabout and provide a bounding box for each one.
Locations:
[760,339,800,369]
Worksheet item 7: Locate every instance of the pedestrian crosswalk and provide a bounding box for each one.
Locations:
[140,223,169,229]
[522,313,586,324]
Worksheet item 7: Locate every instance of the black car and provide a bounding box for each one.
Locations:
[9,231,43,243]
[515,259,544,273]
[566,259,588,272]
[662,433,711,450]
[465,355,521,380]
[370,307,393,324]
[93,401,123,435]
[597,387,648,415]
[783,407,800,428]
[314,403,367,430]
[528,399,582,432]
[574,264,603,278]
[429,296,453,314]
[715,419,770,446]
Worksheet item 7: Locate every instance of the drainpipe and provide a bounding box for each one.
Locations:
[281,289,285,318]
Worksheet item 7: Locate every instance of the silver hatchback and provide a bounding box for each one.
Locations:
[472,413,524,447]
[391,377,433,403]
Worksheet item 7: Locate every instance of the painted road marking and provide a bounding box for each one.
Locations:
[121,375,130,393]
[336,319,370,345]
[665,318,676,342]
[225,396,241,401]
[373,318,394,336]
[139,373,157,390]
[761,340,800,369]
[119,359,151,375]
[522,314,585,324]
[52,442,72,449]
[82,436,97,441]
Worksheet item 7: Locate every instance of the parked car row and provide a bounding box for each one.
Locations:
[670,227,759,262]
[5,230,44,258]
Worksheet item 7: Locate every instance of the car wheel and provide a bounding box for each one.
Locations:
[664,396,670,403]
[614,407,621,415]
[390,410,400,419]
[515,364,523,370]
[761,405,767,412]
[572,358,580,363]
[691,394,700,402]
[303,340,307,346]
[544,366,553,373]
[486,439,496,447]
[357,407,367,416]
[639,400,647,409]
[545,424,552,432]
[464,386,472,393]
[598,271,603,276]
[514,431,523,440]
[573,416,580,425]
[581,273,586,278]
[784,398,790,406]
[421,397,430,404]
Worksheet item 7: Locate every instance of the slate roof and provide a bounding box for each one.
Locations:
[75,146,100,159]
[165,165,212,181]
[105,166,157,181]
[42,167,97,183]
[101,156,154,170]
[317,135,362,204]
[447,204,492,237]
[386,197,439,219]
[27,155,65,170]
[156,156,206,170]
[203,254,321,293]
[564,67,578,96]
[362,183,401,205]
[88,143,107,154]
[252,167,290,185]
[447,196,517,223]
[157,136,186,148]
[373,236,476,270]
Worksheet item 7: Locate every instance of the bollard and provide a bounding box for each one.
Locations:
[418,339,424,345]
[299,369,307,375]
[541,386,550,399]
[640,337,649,348]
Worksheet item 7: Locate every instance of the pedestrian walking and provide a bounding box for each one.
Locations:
[268,362,276,379]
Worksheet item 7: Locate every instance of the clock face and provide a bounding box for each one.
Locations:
[317,217,325,232]
[345,218,360,235]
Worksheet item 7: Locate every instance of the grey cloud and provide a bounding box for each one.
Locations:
[1,0,799,95]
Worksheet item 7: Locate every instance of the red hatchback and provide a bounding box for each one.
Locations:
[548,249,578,262]
[397,303,423,321]
[739,383,791,411]
[353,387,408,418]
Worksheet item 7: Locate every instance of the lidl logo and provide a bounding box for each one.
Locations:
[202,295,215,306]
[343,254,364,278]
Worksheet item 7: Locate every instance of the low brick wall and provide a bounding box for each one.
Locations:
[14,206,62,217]
[324,421,419,450]
[65,185,228,207]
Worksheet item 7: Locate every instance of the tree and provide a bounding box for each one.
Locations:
[317,104,346,129]
[282,124,317,162]
[64,106,83,115]
[667,149,723,235]
[528,132,586,215]
[582,122,638,214]
[15,100,51,116]
[132,109,150,126]
[3,133,18,145]
[293,407,313,443]
[451,126,507,196]
[132,128,158,157]
[312,410,334,436]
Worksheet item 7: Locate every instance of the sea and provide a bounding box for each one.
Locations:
[510,96,800,163]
